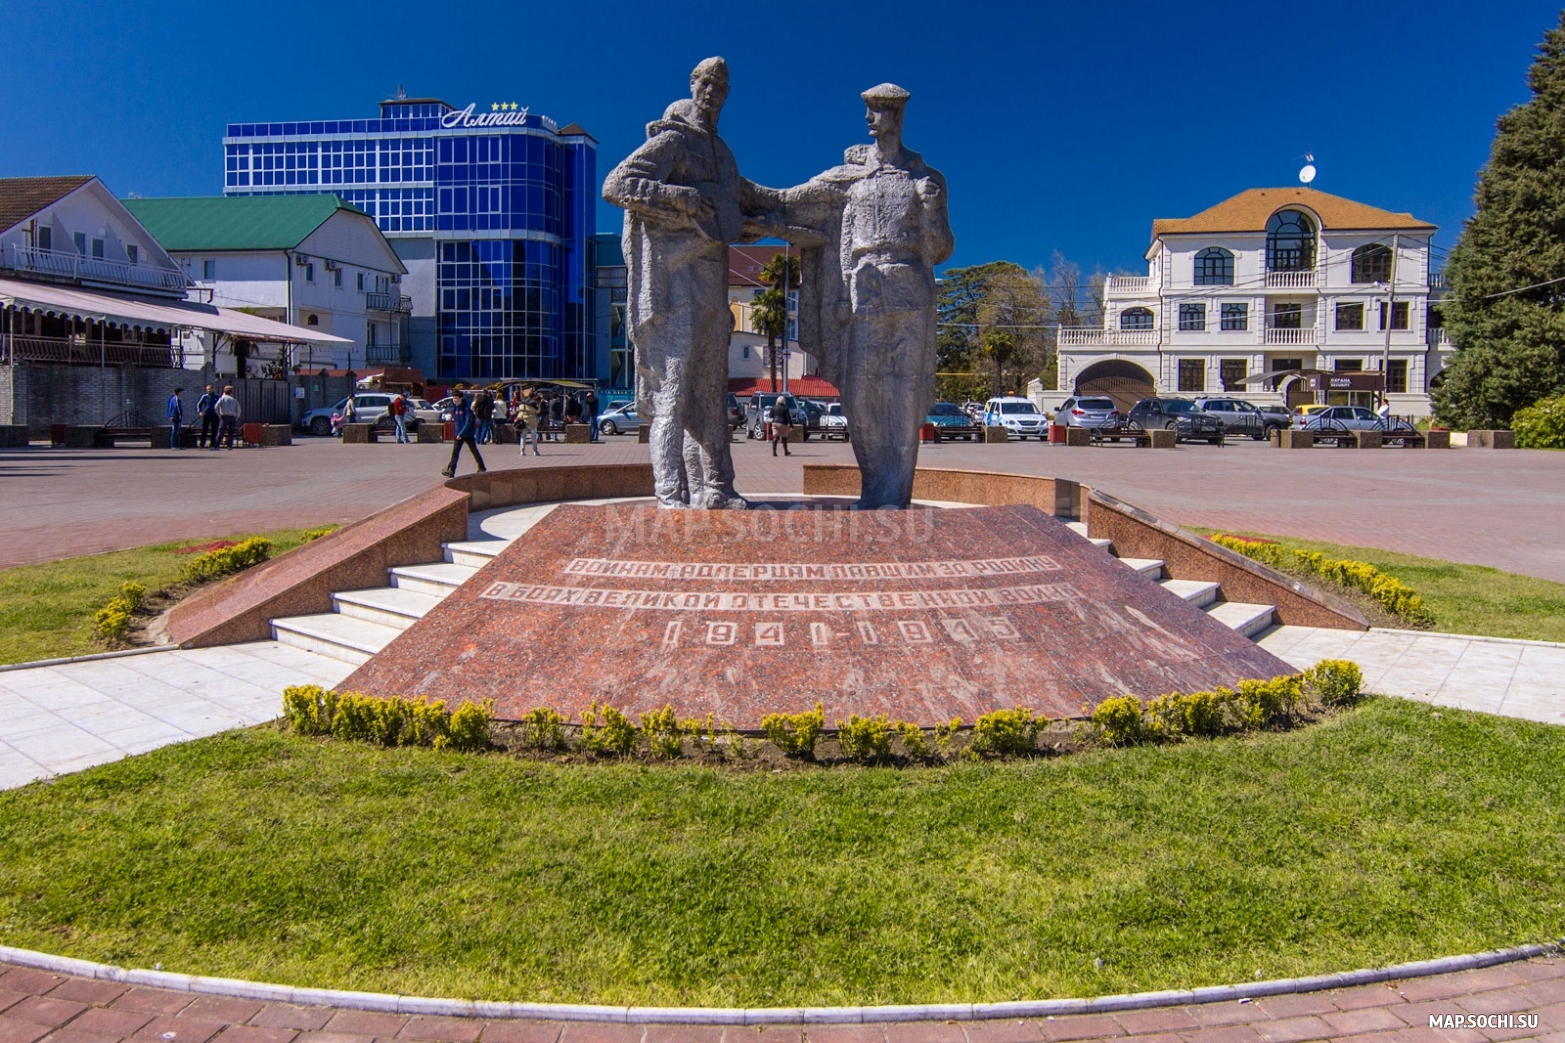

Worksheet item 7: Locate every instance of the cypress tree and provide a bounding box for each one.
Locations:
[1436,12,1565,428]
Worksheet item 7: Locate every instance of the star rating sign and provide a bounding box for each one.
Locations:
[508,102,518,110]
[491,102,500,111]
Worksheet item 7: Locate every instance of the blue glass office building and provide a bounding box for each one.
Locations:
[223,97,598,382]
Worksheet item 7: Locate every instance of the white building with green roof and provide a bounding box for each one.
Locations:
[124,194,407,376]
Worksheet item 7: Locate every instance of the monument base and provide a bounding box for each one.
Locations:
[343,502,1292,728]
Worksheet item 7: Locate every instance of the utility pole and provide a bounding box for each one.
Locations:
[1379,234,1399,410]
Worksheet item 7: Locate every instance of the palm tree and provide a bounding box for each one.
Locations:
[757,252,801,392]
[750,288,789,393]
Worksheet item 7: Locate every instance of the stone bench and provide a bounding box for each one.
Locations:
[341,423,377,444]
[1468,429,1515,449]
[1276,429,1313,449]
[260,424,292,447]
[1425,430,1451,449]
[417,423,445,444]
[0,425,28,449]
[983,425,1010,444]
[563,423,592,444]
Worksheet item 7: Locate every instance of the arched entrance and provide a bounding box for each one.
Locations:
[1279,374,1315,409]
[1074,359,1156,412]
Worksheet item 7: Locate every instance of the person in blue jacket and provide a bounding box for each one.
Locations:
[441,389,486,477]
[165,388,184,450]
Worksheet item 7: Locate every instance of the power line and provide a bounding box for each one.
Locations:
[1478,273,1565,299]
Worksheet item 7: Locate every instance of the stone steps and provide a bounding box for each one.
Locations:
[1070,523,1277,640]
[271,540,503,663]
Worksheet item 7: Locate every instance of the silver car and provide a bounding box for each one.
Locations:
[1292,405,1383,432]
[1058,396,1121,430]
[596,403,642,436]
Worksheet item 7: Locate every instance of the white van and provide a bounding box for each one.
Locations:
[982,396,1047,440]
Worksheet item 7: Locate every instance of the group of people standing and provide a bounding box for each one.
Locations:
[440,386,602,477]
[165,384,243,450]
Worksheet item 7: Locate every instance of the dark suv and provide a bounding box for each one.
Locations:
[1127,398,1225,444]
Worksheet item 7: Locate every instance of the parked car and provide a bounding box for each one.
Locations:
[727,392,745,431]
[1257,404,1293,425]
[817,402,849,440]
[407,397,442,426]
[1292,403,1332,423]
[982,396,1048,440]
[1193,397,1287,440]
[1126,397,1225,444]
[596,402,643,436]
[299,392,402,436]
[1057,396,1122,431]
[926,401,981,440]
[1291,405,1383,432]
[745,393,807,439]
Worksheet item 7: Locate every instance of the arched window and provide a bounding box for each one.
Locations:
[1119,307,1154,330]
[1351,244,1392,283]
[1265,210,1316,272]
[306,314,320,326]
[1194,247,1234,285]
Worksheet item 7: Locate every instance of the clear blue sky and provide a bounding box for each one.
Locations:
[4,0,1558,275]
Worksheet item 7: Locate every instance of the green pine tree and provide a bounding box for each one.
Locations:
[1436,12,1565,428]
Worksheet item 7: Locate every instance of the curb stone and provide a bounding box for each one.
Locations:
[1,939,1559,1025]
[0,644,178,672]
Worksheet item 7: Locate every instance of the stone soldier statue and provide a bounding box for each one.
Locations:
[602,57,777,509]
[785,83,954,509]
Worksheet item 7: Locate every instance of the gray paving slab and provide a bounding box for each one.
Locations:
[0,643,353,789]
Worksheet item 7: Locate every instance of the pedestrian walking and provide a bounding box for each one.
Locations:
[391,393,410,443]
[474,390,495,445]
[549,394,564,441]
[166,387,185,450]
[195,384,218,448]
[585,388,600,443]
[441,389,487,477]
[517,393,542,456]
[769,397,792,457]
[215,385,242,449]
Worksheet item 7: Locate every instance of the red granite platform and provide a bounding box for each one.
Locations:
[341,502,1294,726]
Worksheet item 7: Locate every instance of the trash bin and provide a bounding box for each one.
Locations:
[919,423,938,443]
[443,420,456,441]
[1049,423,1067,444]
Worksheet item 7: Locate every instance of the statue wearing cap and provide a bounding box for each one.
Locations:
[602,57,778,509]
[783,83,955,509]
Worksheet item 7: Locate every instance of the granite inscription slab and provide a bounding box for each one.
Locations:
[341,503,1294,727]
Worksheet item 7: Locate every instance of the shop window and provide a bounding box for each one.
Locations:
[1194,247,1234,285]
[1386,359,1408,394]
[1178,359,1206,392]
[1271,303,1303,329]
[1178,303,1206,331]
[1120,306,1154,330]
[1378,301,1409,330]
[1220,359,1248,391]
[1335,303,1364,330]
[1352,244,1393,283]
[1220,303,1248,330]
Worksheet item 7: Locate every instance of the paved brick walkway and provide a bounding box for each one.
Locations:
[0,956,1560,1043]
[3,439,1562,582]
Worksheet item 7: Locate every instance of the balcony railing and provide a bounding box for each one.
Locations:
[365,344,411,366]
[1428,328,1454,350]
[1,333,175,367]
[1104,275,1152,294]
[365,292,412,313]
[1057,327,1157,347]
[1263,327,1318,345]
[1429,272,1448,291]
[5,244,189,293]
[1264,270,1316,289]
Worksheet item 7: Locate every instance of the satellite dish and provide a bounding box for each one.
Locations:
[1299,153,1317,185]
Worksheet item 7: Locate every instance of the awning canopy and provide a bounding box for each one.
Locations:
[0,276,351,345]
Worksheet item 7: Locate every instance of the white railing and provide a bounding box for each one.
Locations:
[1105,275,1152,294]
[6,244,188,293]
[1429,272,1448,291]
[1264,270,1316,289]
[1057,327,1157,347]
[1428,328,1453,350]
[1263,327,1318,345]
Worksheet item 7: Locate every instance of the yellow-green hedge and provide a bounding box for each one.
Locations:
[1212,534,1432,625]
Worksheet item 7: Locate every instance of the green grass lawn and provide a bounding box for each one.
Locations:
[1190,529,1565,643]
[0,528,328,666]
[0,698,1559,1006]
